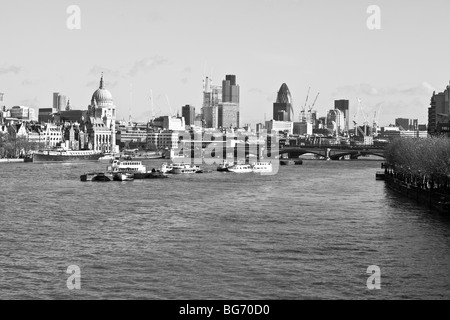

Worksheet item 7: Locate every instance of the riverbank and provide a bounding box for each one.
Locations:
[385,173,450,213]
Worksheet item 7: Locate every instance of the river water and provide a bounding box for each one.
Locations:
[0,159,449,300]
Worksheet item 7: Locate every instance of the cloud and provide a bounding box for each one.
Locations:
[128,56,169,76]
[0,65,21,75]
[335,82,437,98]
[180,78,189,85]
[22,80,33,86]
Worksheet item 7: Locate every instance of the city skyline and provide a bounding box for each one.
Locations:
[1,0,450,126]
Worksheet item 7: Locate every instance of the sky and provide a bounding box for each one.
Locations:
[1,0,450,127]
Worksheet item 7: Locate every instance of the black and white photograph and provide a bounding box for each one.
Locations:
[1,0,450,305]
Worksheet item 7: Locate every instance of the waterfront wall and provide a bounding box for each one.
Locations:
[384,137,450,212]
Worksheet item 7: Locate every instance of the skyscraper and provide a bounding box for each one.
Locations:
[202,76,221,128]
[53,92,67,112]
[222,75,239,104]
[182,105,195,126]
[219,75,240,128]
[273,83,293,122]
[334,100,349,131]
[53,93,59,109]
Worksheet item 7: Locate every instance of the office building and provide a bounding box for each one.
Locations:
[38,108,55,123]
[182,105,195,127]
[334,100,349,131]
[293,122,313,135]
[273,83,294,122]
[53,92,67,112]
[10,106,36,121]
[222,75,239,103]
[219,75,240,128]
[428,84,450,134]
[201,77,222,128]
[265,120,293,135]
[326,109,345,134]
[395,118,418,131]
[152,116,186,131]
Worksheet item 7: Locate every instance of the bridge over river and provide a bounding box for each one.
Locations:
[277,145,386,160]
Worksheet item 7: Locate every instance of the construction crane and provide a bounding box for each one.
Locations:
[165,94,173,117]
[372,103,382,135]
[300,87,311,122]
[149,90,156,122]
[308,92,320,113]
[354,98,370,137]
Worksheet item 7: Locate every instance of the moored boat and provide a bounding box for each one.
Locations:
[280,160,295,166]
[217,160,233,172]
[227,164,253,173]
[160,162,174,173]
[108,159,147,174]
[113,172,134,181]
[171,163,201,174]
[80,172,114,182]
[34,149,103,163]
[252,162,273,173]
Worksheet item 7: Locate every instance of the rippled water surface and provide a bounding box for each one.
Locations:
[1,159,449,299]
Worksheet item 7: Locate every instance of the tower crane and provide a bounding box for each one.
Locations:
[300,87,311,122]
[308,92,320,113]
[149,90,156,122]
[372,103,382,135]
[165,94,173,117]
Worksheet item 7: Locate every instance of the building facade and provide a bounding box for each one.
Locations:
[265,120,293,135]
[218,75,240,129]
[334,100,349,132]
[182,105,195,127]
[10,106,36,121]
[326,109,345,134]
[202,76,222,129]
[395,118,418,131]
[428,85,450,135]
[86,74,118,153]
[53,92,67,112]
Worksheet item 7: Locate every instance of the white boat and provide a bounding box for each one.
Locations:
[171,163,201,174]
[113,172,134,181]
[227,164,253,173]
[160,162,174,173]
[108,160,147,174]
[252,162,273,173]
[99,153,116,161]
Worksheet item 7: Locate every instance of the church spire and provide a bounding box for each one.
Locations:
[100,73,104,89]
